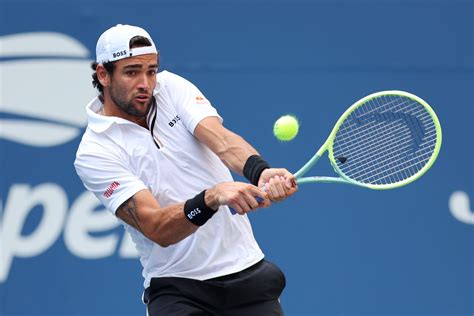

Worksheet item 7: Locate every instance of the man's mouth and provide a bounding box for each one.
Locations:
[135,94,150,103]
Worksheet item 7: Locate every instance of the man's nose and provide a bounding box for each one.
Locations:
[136,74,150,90]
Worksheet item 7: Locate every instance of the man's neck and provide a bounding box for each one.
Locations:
[101,99,149,129]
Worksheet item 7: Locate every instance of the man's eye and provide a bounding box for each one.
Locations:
[148,69,157,75]
[126,71,137,76]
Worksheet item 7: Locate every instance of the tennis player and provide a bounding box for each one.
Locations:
[74,24,297,315]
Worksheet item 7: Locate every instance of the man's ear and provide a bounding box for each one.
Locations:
[96,64,111,87]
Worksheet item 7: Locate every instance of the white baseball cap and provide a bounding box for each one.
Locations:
[95,24,157,63]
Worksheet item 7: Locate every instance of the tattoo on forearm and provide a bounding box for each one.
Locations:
[117,197,144,234]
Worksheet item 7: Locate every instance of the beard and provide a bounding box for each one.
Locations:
[109,83,153,117]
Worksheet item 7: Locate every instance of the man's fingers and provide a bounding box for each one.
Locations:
[232,185,270,214]
[249,186,271,208]
[279,176,292,195]
[285,174,297,188]
[266,177,284,201]
[267,177,278,199]
[217,181,275,214]
[264,174,298,202]
[241,191,260,210]
[275,177,287,198]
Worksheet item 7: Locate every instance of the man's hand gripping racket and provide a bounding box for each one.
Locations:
[230,90,442,214]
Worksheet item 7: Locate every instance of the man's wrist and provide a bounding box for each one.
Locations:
[183,190,217,226]
[243,155,270,186]
[203,187,220,211]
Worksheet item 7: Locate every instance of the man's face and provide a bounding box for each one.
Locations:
[108,53,159,117]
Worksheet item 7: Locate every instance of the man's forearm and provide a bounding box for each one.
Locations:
[193,117,263,176]
[214,132,260,175]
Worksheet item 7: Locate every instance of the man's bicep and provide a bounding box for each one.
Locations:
[115,189,161,236]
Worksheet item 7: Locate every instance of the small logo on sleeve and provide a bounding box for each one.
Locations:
[195,96,209,105]
[103,181,120,198]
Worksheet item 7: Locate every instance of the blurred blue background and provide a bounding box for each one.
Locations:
[0,0,472,315]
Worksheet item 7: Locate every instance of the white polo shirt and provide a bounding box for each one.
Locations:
[74,71,264,288]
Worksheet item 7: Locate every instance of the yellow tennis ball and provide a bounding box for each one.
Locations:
[273,115,299,141]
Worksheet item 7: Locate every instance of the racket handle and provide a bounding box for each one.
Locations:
[229,196,264,215]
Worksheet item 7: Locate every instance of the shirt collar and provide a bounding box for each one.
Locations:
[86,97,124,133]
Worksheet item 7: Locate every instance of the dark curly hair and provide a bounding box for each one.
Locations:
[91,36,154,93]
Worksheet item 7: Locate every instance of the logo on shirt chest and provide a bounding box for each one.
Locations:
[168,115,181,127]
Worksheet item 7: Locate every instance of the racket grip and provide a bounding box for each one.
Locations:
[229,196,264,215]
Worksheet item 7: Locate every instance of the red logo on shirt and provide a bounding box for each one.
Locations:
[103,181,120,198]
[195,96,208,105]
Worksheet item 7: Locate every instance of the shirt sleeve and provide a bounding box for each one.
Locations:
[162,71,223,134]
[74,139,148,214]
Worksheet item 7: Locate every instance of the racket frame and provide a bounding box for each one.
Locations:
[294,90,442,190]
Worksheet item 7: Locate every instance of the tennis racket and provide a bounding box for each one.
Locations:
[230,90,442,214]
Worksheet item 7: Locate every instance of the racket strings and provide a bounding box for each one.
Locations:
[336,97,431,146]
[335,114,436,171]
[354,137,436,183]
[344,105,436,184]
[335,119,414,163]
[334,99,423,161]
[342,97,436,184]
[332,95,438,185]
[353,128,436,175]
[352,131,437,182]
[335,105,434,148]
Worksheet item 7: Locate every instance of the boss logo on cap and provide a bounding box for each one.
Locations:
[112,50,127,58]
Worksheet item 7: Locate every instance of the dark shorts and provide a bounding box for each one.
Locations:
[144,260,286,316]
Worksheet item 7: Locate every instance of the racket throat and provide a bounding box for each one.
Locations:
[294,141,329,179]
